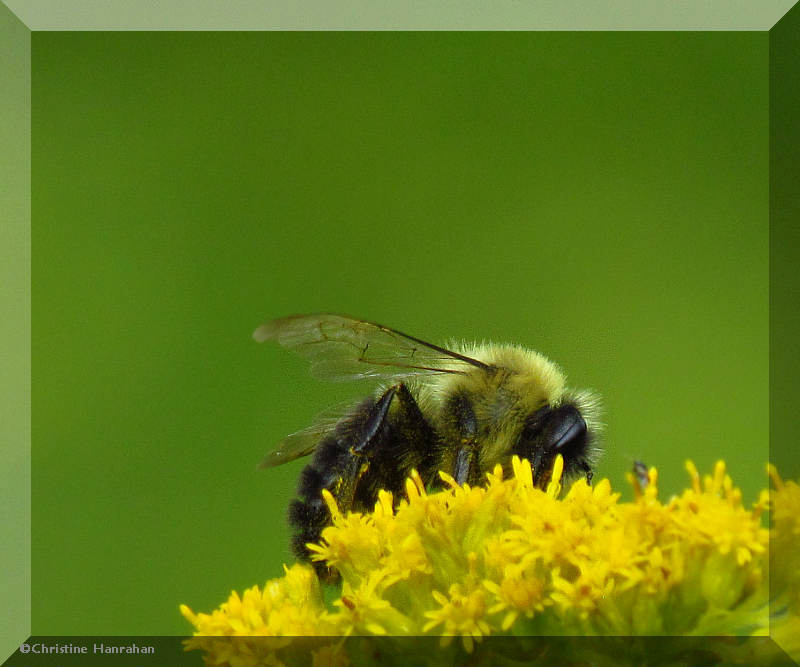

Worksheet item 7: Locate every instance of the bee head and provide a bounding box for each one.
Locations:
[513,403,592,487]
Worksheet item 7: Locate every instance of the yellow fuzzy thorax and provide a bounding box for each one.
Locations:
[181,459,799,665]
[414,342,598,468]
[429,342,566,409]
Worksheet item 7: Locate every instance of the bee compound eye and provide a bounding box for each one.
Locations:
[548,406,587,452]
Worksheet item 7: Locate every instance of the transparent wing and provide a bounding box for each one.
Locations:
[258,398,366,468]
[253,313,489,382]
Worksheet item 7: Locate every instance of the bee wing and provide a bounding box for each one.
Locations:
[253,313,489,382]
[258,398,365,468]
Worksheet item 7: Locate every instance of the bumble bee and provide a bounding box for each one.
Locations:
[254,314,602,577]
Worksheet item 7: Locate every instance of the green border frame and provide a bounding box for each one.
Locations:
[2,1,798,663]
[770,4,800,652]
[0,2,31,664]
[770,3,800,483]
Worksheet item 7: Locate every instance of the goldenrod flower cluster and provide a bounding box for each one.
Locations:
[181,457,799,665]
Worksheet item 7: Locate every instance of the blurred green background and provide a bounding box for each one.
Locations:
[32,32,767,635]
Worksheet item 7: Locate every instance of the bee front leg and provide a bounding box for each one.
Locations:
[578,459,593,485]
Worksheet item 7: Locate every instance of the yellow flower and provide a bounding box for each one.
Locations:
[670,461,768,567]
[325,569,414,636]
[180,563,335,665]
[182,457,799,665]
[484,561,552,630]
[306,489,386,584]
[550,560,614,620]
[180,563,329,638]
[422,583,490,653]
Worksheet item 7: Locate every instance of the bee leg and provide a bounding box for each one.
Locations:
[290,387,399,580]
[349,384,399,454]
[342,382,440,517]
[291,382,437,582]
[323,386,399,520]
[348,382,438,494]
[453,447,476,485]
[392,382,439,476]
[578,459,593,485]
[331,382,427,511]
[448,393,480,486]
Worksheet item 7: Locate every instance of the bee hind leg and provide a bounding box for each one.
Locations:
[347,382,438,501]
[289,383,435,579]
